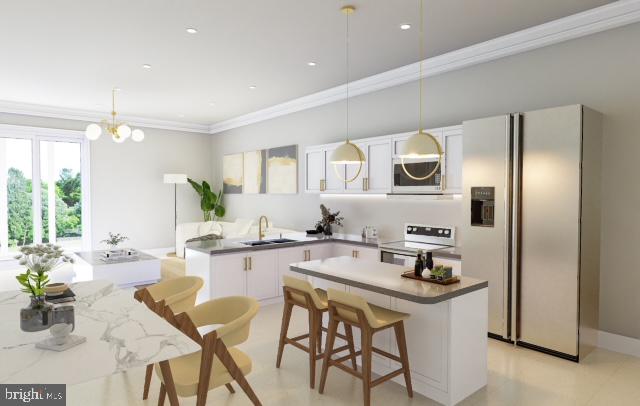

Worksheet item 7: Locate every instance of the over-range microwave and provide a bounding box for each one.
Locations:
[391,157,443,194]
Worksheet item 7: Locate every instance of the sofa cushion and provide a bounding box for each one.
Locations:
[224,218,254,239]
[186,233,223,244]
[197,221,223,237]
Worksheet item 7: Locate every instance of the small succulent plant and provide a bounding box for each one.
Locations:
[100,232,129,249]
[14,243,74,297]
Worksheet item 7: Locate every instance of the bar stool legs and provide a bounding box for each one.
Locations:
[319,298,413,406]
[276,300,294,369]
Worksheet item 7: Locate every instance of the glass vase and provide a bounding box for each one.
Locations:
[20,296,53,332]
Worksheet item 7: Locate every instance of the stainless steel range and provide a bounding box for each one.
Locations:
[379,223,455,266]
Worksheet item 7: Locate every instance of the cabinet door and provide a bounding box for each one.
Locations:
[324,146,345,192]
[246,250,279,300]
[365,140,392,193]
[332,243,358,258]
[353,246,380,262]
[443,127,463,194]
[345,142,367,192]
[277,246,309,292]
[305,149,325,193]
[211,253,246,298]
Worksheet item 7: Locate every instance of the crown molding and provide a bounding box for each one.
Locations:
[0,100,210,134]
[209,0,640,134]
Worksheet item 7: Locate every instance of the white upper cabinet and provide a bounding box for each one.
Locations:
[305,147,325,193]
[442,126,463,194]
[305,124,462,195]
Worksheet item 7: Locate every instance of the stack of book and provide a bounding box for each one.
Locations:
[45,289,76,304]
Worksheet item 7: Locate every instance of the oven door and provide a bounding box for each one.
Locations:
[392,158,442,194]
[380,250,416,266]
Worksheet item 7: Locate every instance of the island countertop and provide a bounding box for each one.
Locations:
[290,256,486,304]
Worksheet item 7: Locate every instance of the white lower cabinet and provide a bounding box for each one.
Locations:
[332,243,380,261]
[210,253,246,298]
[245,250,279,300]
[210,250,278,301]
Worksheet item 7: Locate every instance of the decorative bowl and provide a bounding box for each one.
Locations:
[50,323,73,345]
[44,283,68,297]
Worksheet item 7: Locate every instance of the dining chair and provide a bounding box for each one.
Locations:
[134,276,204,399]
[155,296,262,406]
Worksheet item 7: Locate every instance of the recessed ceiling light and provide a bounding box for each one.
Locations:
[186,27,198,34]
[209,102,216,106]
[248,85,257,90]
[307,61,317,67]
[400,23,412,30]
[178,114,185,118]
[142,64,152,69]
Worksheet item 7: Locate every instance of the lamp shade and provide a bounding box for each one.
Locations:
[398,131,442,159]
[163,174,188,184]
[330,141,365,165]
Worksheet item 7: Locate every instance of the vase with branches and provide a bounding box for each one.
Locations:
[316,204,344,236]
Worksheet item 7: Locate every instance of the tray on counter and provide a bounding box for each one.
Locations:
[401,271,460,285]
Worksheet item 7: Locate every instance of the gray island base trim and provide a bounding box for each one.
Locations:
[290,256,487,304]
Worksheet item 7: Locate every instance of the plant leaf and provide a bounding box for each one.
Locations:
[187,178,203,196]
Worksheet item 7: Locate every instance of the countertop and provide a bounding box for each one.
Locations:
[290,256,485,304]
[186,232,379,255]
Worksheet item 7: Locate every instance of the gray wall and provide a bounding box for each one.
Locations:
[0,113,212,249]
[211,22,640,340]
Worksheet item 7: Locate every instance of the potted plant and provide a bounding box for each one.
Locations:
[187,179,226,222]
[316,204,344,236]
[100,232,128,250]
[15,244,74,332]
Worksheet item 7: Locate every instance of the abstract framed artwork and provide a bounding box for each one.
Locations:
[243,150,266,194]
[222,153,244,194]
[266,145,298,194]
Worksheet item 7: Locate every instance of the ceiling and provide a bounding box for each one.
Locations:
[0,0,614,126]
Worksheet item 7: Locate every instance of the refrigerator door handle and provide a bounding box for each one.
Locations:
[510,113,523,343]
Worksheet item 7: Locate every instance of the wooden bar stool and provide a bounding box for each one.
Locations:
[276,276,358,389]
[319,288,413,406]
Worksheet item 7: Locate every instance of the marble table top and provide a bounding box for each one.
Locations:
[0,280,200,385]
[290,256,487,304]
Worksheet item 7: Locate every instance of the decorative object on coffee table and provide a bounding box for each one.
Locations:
[316,204,344,236]
[100,232,128,250]
[15,243,74,332]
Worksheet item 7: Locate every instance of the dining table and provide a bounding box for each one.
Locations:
[0,279,201,386]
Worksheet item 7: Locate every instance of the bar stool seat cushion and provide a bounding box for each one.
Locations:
[283,275,328,309]
[155,347,252,397]
[328,288,409,329]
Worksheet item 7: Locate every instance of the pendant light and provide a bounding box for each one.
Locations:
[398,0,443,180]
[330,5,366,183]
[85,88,145,143]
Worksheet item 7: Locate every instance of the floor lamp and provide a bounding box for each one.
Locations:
[164,173,188,255]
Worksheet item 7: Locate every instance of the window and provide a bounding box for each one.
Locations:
[0,125,90,257]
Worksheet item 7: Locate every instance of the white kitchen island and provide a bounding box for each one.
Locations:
[290,256,488,406]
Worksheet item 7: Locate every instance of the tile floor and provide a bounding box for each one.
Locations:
[67,302,640,405]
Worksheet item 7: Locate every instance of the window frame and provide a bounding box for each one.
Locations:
[0,124,91,259]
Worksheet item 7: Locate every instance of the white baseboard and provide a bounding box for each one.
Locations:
[598,330,640,358]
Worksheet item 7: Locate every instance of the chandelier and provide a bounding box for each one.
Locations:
[85,88,144,143]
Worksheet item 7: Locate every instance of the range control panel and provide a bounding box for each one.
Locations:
[404,223,456,245]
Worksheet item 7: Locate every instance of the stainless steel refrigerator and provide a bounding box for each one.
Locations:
[462,104,602,361]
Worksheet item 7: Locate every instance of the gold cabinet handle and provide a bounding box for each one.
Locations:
[243,257,247,271]
[320,179,326,192]
[248,256,252,270]
[362,177,369,191]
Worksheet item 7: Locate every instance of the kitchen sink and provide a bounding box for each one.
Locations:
[240,238,298,246]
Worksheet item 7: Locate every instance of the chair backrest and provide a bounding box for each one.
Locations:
[145,276,204,314]
[283,275,325,309]
[186,296,259,347]
[327,288,378,328]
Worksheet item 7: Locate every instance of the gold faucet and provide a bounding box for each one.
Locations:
[258,215,270,240]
